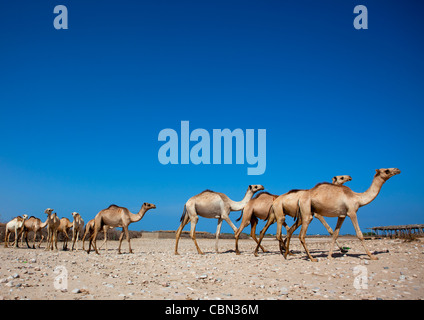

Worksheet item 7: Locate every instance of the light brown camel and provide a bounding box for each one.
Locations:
[87,202,156,254]
[45,209,60,251]
[4,214,28,248]
[57,217,73,250]
[285,168,401,262]
[234,192,278,255]
[175,184,265,255]
[82,219,113,251]
[70,212,84,251]
[251,175,352,256]
[20,216,49,248]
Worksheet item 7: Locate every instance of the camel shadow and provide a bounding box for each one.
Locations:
[285,248,388,261]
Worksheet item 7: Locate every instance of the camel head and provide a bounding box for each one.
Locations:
[22,214,28,221]
[71,212,79,218]
[142,202,156,211]
[249,184,265,193]
[375,168,401,181]
[332,175,352,185]
[44,208,54,215]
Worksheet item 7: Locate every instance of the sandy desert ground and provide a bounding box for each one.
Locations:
[0,236,423,300]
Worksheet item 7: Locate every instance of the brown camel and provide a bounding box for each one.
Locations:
[20,216,49,248]
[234,192,278,255]
[57,217,73,250]
[4,215,28,248]
[70,212,84,251]
[175,184,265,255]
[285,168,401,261]
[82,219,114,251]
[251,175,352,256]
[45,209,60,251]
[87,202,156,254]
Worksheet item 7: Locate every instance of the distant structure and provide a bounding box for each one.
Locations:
[369,224,424,238]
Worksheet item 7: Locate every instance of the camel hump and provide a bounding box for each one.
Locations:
[199,189,214,194]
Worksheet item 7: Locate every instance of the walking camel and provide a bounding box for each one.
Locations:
[57,217,74,250]
[45,209,60,251]
[71,212,84,251]
[4,215,28,248]
[175,184,265,255]
[87,202,156,254]
[234,192,278,255]
[20,216,49,248]
[249,175,352,256]
[284,168,401,261]
[82,219,113,251]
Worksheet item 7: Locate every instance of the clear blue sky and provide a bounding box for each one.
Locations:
[0,1,423,235]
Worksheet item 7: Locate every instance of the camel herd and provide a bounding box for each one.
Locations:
[3,168,400,262]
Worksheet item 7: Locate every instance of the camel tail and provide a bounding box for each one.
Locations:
[235,209,243,222]
[266,204,274,221]
[179,205,187,222]
[295,200,302,224]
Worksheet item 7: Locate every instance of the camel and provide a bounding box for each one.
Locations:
[87,202,156,254]
[4,214,28,248]
[175,184,265,255]
[285,168,401,262]
[45,209,60,251]
[82,219,113,251]
[234,192,278,255]
[253,175,353,257]
[70,212,84,251]
[57,217,74,250]
[20,216,49,248]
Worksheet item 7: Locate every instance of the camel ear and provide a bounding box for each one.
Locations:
[249,185,253,190]
[375,169,380,175]
[332,177,336,183]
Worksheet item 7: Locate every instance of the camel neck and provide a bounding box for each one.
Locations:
[229,188,254,211]
[130,207,147,223]
[41,217,49,228]
[358,174,385,207]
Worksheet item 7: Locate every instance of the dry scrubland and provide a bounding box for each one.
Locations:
[0,237,423,300]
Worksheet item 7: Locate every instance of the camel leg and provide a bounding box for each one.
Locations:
[54,230,58,250]
[14,229,19,248]
[250,216,267,253]
[189,216,203,255]
[88,228,100,254]
[328,216,345,259]
[62,232,69,250]
[82,231,88,251]
[283,219,302,259]
[117,230,125,254]
[215,218,223,253]
[37,232,44,248]
[31,231,36,249]
[314,213,346,253]
[222,215,238,233]
[254,216,275,257]
[124,227,133,254]
[298,215,316,262]
[175,214,190,255]
[71,230,76,251]
[4,230,10,248]
[349,212,377,260]
[99,227,108,250]
[234,209,253,255]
